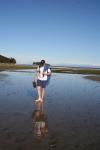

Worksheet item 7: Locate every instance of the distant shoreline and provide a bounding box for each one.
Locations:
[0,63,37,70]
[0,63,100,75]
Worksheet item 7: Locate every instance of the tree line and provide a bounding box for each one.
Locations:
[0,55,16,64]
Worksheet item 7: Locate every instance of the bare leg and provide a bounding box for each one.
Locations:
[41,88,45,100]
[37,86,42,100]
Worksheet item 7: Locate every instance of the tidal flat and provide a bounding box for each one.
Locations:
[0,63,100,75]
[84,75,100,82]
[0,70,100,150]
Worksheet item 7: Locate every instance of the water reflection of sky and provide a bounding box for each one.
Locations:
[0,71,100,150]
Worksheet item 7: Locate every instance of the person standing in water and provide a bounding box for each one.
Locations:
[35,60,51,102]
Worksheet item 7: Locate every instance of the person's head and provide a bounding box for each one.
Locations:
[39,60,45,67]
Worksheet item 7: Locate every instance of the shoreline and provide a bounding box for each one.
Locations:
[0,64,100,75]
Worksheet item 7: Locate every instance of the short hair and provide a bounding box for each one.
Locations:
[40,60,45,64]
[39,60,45,67]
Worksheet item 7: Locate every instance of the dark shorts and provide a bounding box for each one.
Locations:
[37,79,47,88]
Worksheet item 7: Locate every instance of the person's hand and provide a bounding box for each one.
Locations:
[43,72,47,75]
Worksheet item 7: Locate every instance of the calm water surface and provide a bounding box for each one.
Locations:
[0,71,100,150]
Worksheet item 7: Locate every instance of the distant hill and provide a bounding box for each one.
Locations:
[0,55,16,64]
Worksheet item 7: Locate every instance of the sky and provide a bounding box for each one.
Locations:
[0,0,100,66]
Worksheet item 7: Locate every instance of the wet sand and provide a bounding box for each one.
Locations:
[0,71,100,150]
[84,75,100,82]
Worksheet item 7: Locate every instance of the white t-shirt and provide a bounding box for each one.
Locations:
[37,66,51,81]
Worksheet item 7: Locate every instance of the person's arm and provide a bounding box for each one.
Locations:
[34,67,39,80]
[43,68,51,76]
[47,68,51,75]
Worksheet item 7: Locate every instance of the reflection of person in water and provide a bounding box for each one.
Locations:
[32,101,48,139]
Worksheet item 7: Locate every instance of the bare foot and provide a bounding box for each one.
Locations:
[35,99,40,102]
[39,99,43,102]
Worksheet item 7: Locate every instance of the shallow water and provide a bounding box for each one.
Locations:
[0,71,100,150]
